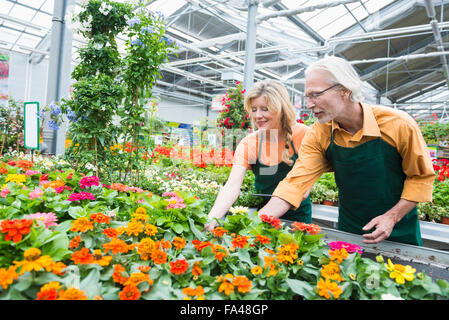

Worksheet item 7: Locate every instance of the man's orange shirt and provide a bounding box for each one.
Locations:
[273,103,436,209]
[233,123,310,169]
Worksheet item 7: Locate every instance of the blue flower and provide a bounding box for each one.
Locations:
[49,103,61,116]
[48,120,59,130]
[140,26,153,34]
[67,110,77,122]
[128,16,141,27]
[131,38,144,47]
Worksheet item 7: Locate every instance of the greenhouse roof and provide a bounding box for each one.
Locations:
[0,0,449,120]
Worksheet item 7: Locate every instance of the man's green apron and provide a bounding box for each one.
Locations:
[324,128,422,246]
[252,134,312,223]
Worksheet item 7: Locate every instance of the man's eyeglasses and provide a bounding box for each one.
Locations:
[304,84,339,101]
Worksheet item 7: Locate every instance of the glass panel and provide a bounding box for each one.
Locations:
[16,0,46,10]
[0,0,14,14]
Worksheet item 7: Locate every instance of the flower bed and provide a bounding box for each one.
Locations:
[0,156,448,300]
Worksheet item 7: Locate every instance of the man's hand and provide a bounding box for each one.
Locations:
[361,199,417,244]
[362,214,396,244]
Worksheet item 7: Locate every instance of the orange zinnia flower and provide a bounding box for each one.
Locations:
[69,235,81,249]
[138,265,151,273]
[213,244,228,262]
[123,272,153,287]
[1,218,33,243]
[36,282,61,300]
[137,238,156,261]
[232,275,252,293]
[103,227,119,238]
[191,239,213,252]
[42,180,65,190]
[317,278,342,299]
[170,259,189,275]
[144,223,158,236]
[255,235,271,244]
[321,261,345,282]
[182,285,204,298]
[192,261,203,279]
[92,249,112,266]
[119,285,141,300]
[0,266,18,290]
[156,239,172,250]
[329,248,348,264]
[58,288,88,300]
[172,237,186,250]
[291,221,321,235]
[71,247,94,264]
[70,217,94,233]
[125,219,144,237]
[231,235,249,249]
[151,249,167,264]
[217,274,234,296]
[112,264,128,285]
[103,238,132,254]
[276,243,299,264]
[211,227,228,237]
[90,213,110,224]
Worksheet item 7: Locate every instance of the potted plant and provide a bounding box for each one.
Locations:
[323,189,338,206]
[310,183,327,204]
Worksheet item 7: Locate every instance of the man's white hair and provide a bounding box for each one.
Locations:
[305,55,364,103]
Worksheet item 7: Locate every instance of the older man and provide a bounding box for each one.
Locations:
[258,56,435,246]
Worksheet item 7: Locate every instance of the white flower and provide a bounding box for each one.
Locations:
[381,293,404,300]
[229,206,249,214]
[85,163,96,171]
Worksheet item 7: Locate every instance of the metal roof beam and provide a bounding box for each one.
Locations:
[271,2,325,45]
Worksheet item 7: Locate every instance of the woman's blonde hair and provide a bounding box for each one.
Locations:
[244,79,297,165]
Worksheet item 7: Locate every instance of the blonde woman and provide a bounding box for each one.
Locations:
[204,80,312,232]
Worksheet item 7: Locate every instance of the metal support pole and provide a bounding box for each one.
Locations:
[42,0,73,155]
[244,1,258,93]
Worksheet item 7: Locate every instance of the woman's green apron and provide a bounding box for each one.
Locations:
[324,128,422,246]
[252,133,312,223]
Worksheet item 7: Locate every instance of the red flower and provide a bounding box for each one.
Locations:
[170,259,189,275]
[260,214,282,229]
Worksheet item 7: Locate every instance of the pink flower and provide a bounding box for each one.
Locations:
[137,199,144,204]
[328,241,363,254]
[79,176,100,189]
[23,212,58,229]
[1,187,10,198]
[29,188,44,199]
[55,186,72,194]
[162,191,179,198]
[25,170,41,176]
[67,191,96,201]
[166,197,186,210]
[128,186,143,193]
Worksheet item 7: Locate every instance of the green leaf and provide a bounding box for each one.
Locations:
[285,278,314,299]
[237,249,254,267]
[173,223,183,234]
[80,268,101,298]
[188,217,206,241]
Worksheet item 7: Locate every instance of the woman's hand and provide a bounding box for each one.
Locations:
[203,219,218,232]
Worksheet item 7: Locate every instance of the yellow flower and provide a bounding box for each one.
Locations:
[251,266,263,275]
[5,174,26,184]
[13,248,54,275]
[384,259,416,284]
